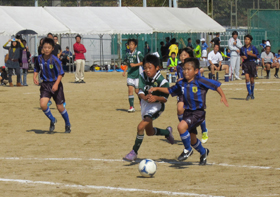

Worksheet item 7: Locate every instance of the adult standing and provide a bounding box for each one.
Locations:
[3,38,25,87]
[20,40,30,86]
[73,34,86,83]
[228,31,242,80]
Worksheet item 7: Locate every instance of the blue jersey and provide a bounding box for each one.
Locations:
[201,43,208,51]
[168,76,221,110]
[177,63,201,80]
[240,45,259,63]
[275,54,280,58]
[34,54,64,82]
[260,43,266,49]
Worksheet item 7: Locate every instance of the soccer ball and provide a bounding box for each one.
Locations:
[138,159,157,178]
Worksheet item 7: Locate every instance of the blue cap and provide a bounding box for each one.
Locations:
[12,38,16,41]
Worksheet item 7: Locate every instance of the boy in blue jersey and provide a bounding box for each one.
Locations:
[150,57,228,165]
[33,38,71,133]
[240,35,259,100]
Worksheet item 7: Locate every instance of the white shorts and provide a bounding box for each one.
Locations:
[127,78,139,89]
[141,99,164,120]
[202,50,207,58]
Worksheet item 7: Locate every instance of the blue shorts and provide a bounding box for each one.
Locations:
[183,109,205,134]
[40,81,65,105]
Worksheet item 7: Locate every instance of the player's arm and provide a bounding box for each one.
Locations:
[33,58,40,85]
[122,66,128,77]
[216,87,228,107]
[33,72,39,85]
[147,95,167,103]
[130,62,142,67]
[148,87,169,94]
[262,58,265,67]
[52,75,63,92]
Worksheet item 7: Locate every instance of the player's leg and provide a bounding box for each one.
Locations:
[250,62,256,99]
[245,73,252,100]
[127,84,135,112]
[40,96,56,132]
[234,57,241,80]
[210,64,215,75]
[230,57,236,78]
[177,119,193,161]
[250,77,255,99]
[265,63,271,79]
[200,120,208,143]
[222,64,229,75]
[177,98,184,122]
[54,82,71,133]
[274,62,279,78]
[190,132,209,165]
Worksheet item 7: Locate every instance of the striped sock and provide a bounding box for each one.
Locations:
[133,134,144,154]
[178,114,183,122]
[191,139,206,155]
[43,107,55,122]
[61,109,70,126]
[200,120,207,133]
[246,82,252,95]
[128,95,134,107]
[180,130,192,152]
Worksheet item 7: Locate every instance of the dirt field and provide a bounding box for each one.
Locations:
[0,70,279,197]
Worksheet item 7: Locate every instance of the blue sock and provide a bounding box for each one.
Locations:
[200,120,207,133]
[43,107,55,122]
[178,114,183,122]
[180,130,192,151]
[61,109,70,126]
[191,139,206,155]
[251,83,255,94]
[246,82,252,95]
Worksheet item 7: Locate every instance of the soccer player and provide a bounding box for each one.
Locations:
[201,38,208,60]
[177,48,209,143]
[123,54,174,162]
[261,46,279,79]
[193,39,201,60]
[149,58,228,165]
[240,34,259,100]
[211,33,221,46]
[33,38,71,133]
[122,39,144,112]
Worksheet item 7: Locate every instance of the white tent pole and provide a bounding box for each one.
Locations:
[117,34,122,66]
[34,0,38,56]
[143,0,147,7]
[119,0,121,7]
[173,0,178,8]
[169,0,172,7]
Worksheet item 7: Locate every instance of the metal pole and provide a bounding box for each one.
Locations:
[173,0,178,8]
[235,0,237,28]
[143,0,147,7]
[169,0,172,7]
[34,0,38,56]
[119,0,121,7]
[117,34,122,66]
[111,35,116,71]
[230,1,232,29]
[77,0,81,6]
[35,0,38,6]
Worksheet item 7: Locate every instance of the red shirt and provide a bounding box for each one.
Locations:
[73,42,86,61]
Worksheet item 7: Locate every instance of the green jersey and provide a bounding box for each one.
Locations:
[125,50,144,79]
[139,71,169,102]
[194,45,201,58]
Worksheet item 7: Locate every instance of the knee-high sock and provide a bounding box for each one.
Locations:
[180,130,192,152]
[251,83,255,94]
[129,95,134,107]
[132,134,144,154]
[154,127,169,136]
[200,120,207,133]
[43,107,55,122]
[246,82,252,95]
[191,138,206,155]
[61,109,70,126]
[178,114,183,122]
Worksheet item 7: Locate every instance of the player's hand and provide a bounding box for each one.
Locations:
[236,49,240,53]
[247,51,253,56]
[130,63,136,67]
[8,39,12,42]
[148,87,156,94]
[242,56,247,60]
[33,78,39,85]
[52,84,58,92]
[221,96,229,107]
[122,72,126,77]
[147,95,157,103]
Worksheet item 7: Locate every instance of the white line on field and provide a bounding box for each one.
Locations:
[0,157,279,171]
[222,88,280,91]
[222,81,280,86]
[0,178,224,197]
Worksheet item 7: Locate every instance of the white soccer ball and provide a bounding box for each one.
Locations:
[138,159,157,178]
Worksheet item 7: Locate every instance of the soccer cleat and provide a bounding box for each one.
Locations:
[80,80,86,83]
[49,118,57,133]
[178,149,193,161]
[251,94,255,100]
[47,101,52,107]
[201,132,208,143]
[123,150,137,162]
[165,126,174,144]
[65,124,71,133]
[274,74,279,79]
[199,148,210,165]
[246,94,252,101]
[128,106,135,113]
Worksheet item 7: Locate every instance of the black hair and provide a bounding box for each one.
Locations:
[170,38,176,44]
[42,37,55,47]
[166,37,170,41]
[184,57,200,70]
[54,35,58,38]
[216,32,220,36]
[47,32,53,37]
[244,34,253,41]
[75,34,82,39]
[232,31,238,36]
[179,47,194,58]
[262,40,266,44]
[196,39,200,44]
[143,54,160,68]
[187,38,191,42]
[278,50,280,53]
[171,52,176,55]
[22,39,26,43]
[160,41,164,45]
[265,45,271,49]
[214,44,220,48]
[128,38,138,46]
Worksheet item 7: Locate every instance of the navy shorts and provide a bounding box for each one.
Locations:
[183,109,205,134]
[40,81,65,105]
[242,61,257,78]
[177,95,184,103]
[208,64,223,71]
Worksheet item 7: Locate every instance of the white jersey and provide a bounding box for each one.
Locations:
[207,50,223,66]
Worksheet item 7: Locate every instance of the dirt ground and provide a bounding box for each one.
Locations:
[0,69,280,197]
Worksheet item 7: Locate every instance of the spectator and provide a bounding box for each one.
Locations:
[226,48,231,60]
[144,41,150,55]
[260,40,266,51]
[3,38,25,87]
[0,66,8,85]
[193,39,201,59]
[167,52,178,72]
[200,38,208,60]
[60,46,73,71]
[207,44,229,80]
[20,40,30,86]
[187,38,193,49]
[211,33,221,46]
[261,46,279,79]
[165,37,171,57]
[73,34,87,83]
[160,41,168,63]
[168,38,178,57]
[125,42,130,53]
[228,31,242,80]
[47,33,62,58]
[38,38,44,55]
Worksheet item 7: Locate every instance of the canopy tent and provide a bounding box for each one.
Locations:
[0,6,225,36]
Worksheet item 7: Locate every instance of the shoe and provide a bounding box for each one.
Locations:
[47,101,52,107]
[9,82,13,87]
[65,124,71,133]
[123,150,137,162]
[177,149,193,161]
[266,75,269,79]
[274,74,279,78]
[16,83,23,87]
[165,126,174,144]
[49,118,57,133]
[246,94,252,101]
[23,84,28,86]
[128,106,135,113]
[201,131,208,143]
[80,80,86,83]
[251,94,255,100]
[235,76,242,80]
[199,148,210,165]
